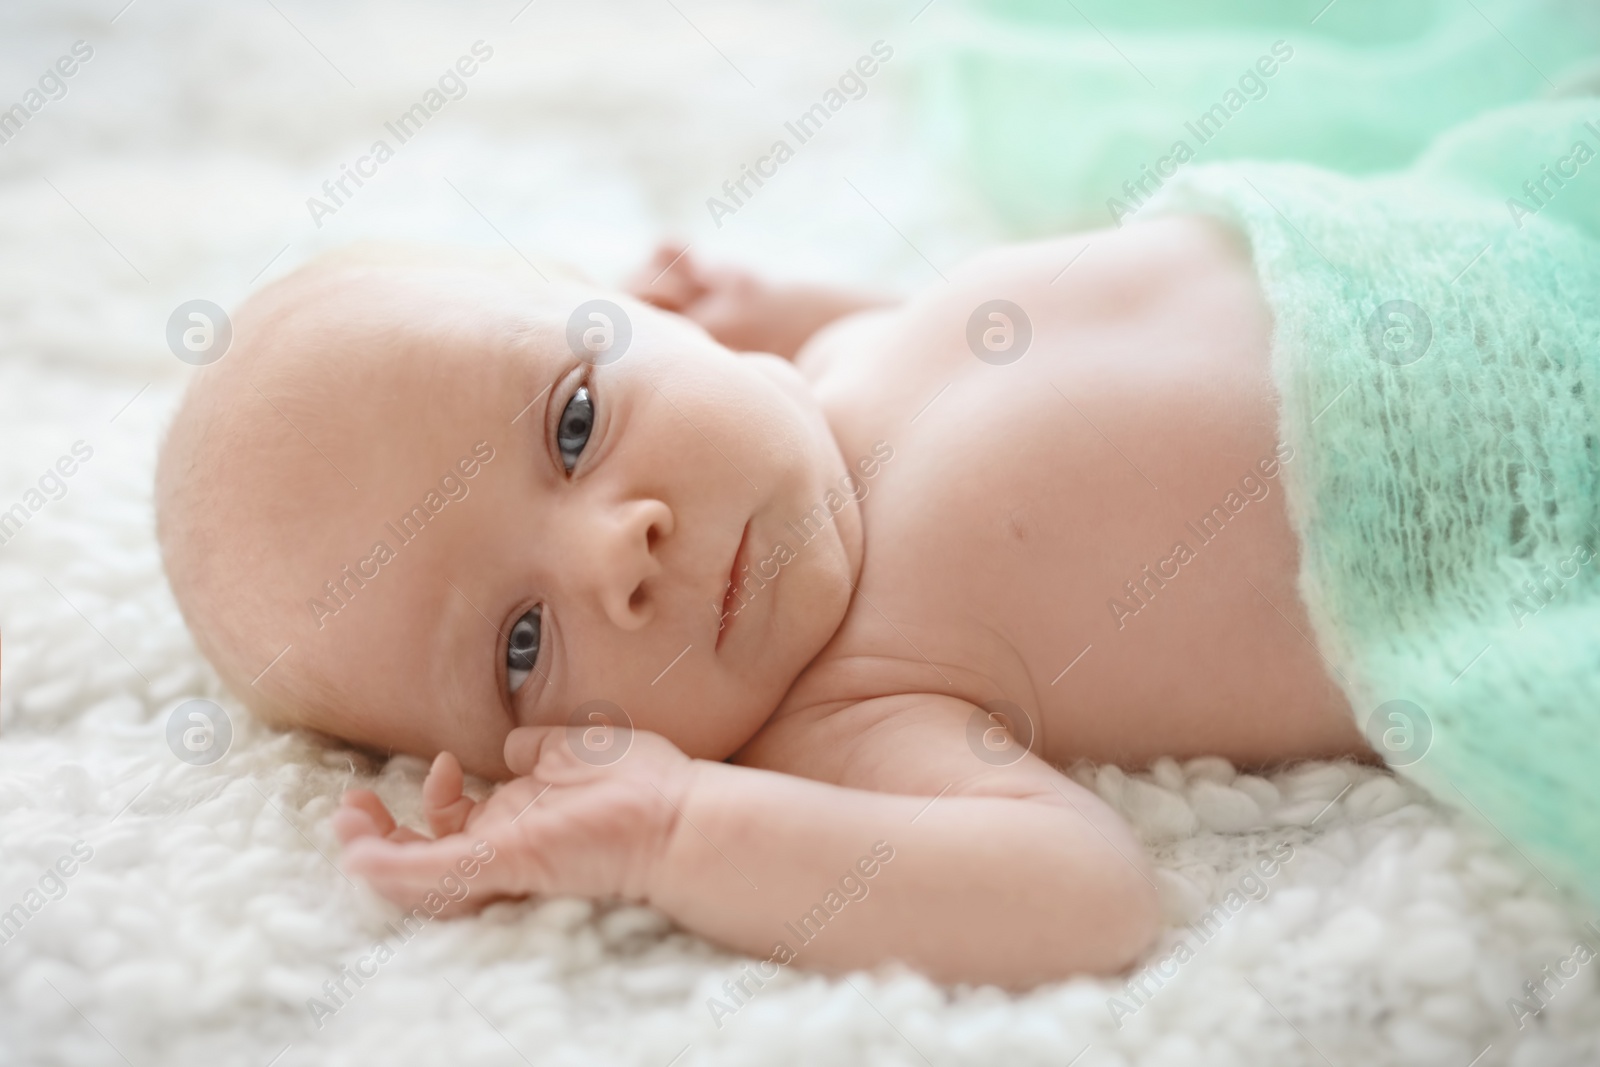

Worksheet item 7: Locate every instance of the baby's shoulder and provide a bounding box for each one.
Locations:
[792,302,901,384]
[932,214,1251,321]
[798,214,1248,386]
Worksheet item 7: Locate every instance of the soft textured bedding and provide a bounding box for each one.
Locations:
[3,2,1600,1065]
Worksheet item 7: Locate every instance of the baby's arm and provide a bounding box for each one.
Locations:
[661,693,1161,987]
[336,696,1160,989]
[625,243,893,359]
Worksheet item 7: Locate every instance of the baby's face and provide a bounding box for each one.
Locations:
[196,264,862,778]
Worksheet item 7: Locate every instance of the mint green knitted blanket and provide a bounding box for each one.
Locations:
[915,0,1600,234]
[1141,99,1600,900]
[916,0,1600,902]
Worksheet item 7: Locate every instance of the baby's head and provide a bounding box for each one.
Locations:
[156,245,863,778]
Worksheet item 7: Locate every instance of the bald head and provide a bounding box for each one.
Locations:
[155,245,579,733]
[157,242,851,781]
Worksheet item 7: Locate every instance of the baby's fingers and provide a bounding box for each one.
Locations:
[334,789,429,845]
[342,834,503,916]
[423,752,475,838]
[627,242,701,310]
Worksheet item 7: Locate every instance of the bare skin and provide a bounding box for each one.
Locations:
[156,216,1370,990]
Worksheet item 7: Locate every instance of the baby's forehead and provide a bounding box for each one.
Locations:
[249,266,586,423]
[159,259,589,722]
[292,265,565,365]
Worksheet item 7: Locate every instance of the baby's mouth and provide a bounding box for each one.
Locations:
[715,520,750,650]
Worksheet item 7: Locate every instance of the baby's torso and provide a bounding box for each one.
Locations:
[783,214,1366,768]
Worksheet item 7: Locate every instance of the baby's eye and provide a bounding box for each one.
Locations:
[557,385,594,473]
[507,606,541,693]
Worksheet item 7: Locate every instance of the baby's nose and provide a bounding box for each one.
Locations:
[579,497,673,630]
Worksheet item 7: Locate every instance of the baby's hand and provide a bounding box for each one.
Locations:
[332,727,694,914]
[627,242,891,359]
[626,242,780,354]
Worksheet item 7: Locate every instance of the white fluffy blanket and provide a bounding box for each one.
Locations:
[2,2,1598,1064]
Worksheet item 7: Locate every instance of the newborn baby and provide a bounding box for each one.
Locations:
[155,216,1371,988]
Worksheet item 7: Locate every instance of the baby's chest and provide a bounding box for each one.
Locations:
[822,278,1270,610]
[798,236,1319,756]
